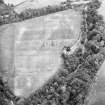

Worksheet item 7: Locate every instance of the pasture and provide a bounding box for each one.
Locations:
[14,9,81,97]
[0,9,82,97]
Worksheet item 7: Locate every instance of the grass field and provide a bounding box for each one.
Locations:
[0,9,82,97]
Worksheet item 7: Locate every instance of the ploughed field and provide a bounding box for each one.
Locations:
[0,9,82,97]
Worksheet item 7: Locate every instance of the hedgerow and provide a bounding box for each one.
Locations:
[0,1,73,26]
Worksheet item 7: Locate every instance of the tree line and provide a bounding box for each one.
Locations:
[0,0,73,26]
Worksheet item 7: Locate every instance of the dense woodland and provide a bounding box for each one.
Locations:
[0,0,105,105]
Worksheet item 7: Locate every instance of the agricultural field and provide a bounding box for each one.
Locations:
[85,61,105,105]
[0,9,82,97]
